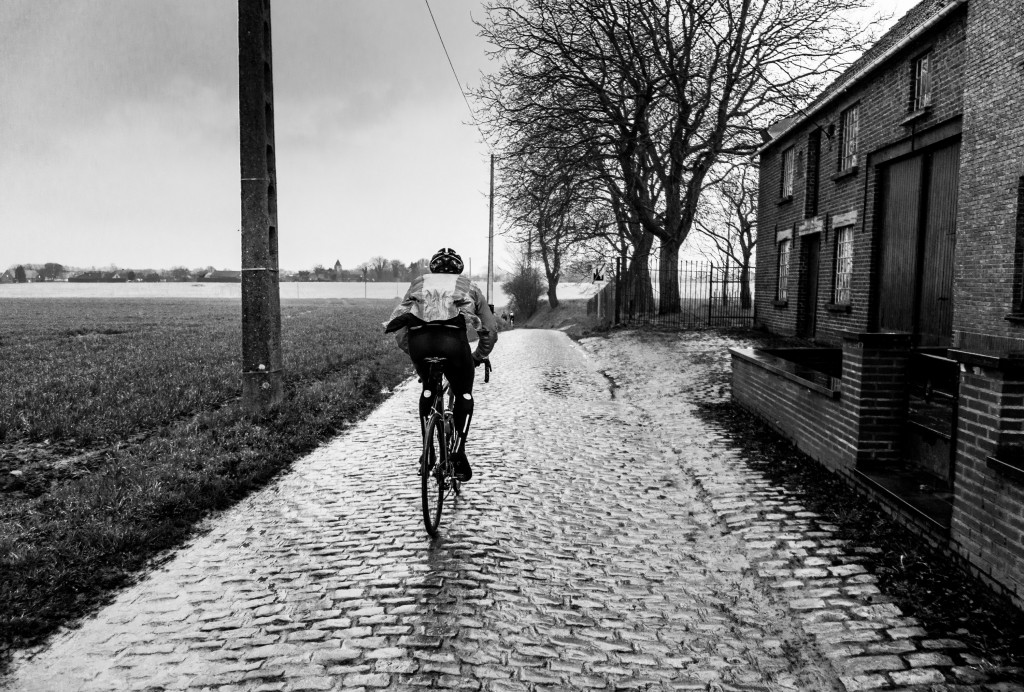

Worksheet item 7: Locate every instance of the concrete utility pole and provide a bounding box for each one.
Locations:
[239,0,284,410]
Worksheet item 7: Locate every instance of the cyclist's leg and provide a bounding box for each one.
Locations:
[446,355,474,454]
[408,334,443,446]
[410,327,475,470]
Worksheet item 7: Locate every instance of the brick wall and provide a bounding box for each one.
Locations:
[842,333,913,465]
[953,0,1024,353]
[733,340,1024,608]
[731,353,852,472]
[756,6,968,345]
[731,333,911,473]
[950,358,1024,604]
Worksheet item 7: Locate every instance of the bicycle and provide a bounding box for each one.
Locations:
[420,355,491,536]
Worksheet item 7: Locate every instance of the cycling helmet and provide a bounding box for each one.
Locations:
[429,247,464,274]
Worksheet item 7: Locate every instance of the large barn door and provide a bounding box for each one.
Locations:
[878,156,923,333]
[876,141,958,345]
[917,142,959,347]
[868,141,962,529]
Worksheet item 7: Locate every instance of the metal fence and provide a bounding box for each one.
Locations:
[606,259,755,328]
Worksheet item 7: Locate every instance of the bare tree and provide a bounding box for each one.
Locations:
[407,258,429,277]
[498,139,613,308]
[477,0,877,313]
[693,162,757,308]
[367,256,390,282]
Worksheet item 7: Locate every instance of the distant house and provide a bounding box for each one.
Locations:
[0,271,14,284]
[203,270,242,282]
[734,0,1024,609]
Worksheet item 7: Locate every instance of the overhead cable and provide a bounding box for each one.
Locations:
[422,0,491,151]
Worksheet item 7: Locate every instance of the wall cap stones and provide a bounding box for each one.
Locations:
[841,331,914,348]
[729,348,841,398]
[948,349,1024,376]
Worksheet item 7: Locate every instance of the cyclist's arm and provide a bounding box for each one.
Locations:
[471,286,497,362]
[384,279,421,354]
[388,280,419,320]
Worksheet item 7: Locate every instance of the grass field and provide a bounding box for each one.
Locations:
[0,298,412,662]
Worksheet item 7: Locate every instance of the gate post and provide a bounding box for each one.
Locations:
[614,255,622,325]
[707,264,714,326]
[239,0,284,410]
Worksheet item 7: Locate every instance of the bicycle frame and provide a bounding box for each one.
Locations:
[419,353,491,535]
[421,360,460,536]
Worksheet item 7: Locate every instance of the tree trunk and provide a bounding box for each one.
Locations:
[625,232,655,318]
[658,240,682,315]
[739,263,752,310]
[547,277,560,309]
[536,218,560,310]
[721,258,729,308]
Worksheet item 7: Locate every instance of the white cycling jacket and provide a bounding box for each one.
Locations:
[385,273,498,355]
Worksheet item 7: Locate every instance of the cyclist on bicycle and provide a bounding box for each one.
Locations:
[384,248,497,482]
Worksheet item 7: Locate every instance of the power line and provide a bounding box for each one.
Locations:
[422,0,490,151]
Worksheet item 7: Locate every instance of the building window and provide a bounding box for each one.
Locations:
[777,238,791,301]
[834,225,854,305]
[911,53,932,111]
[781,147,795,199]
[839,105,859,172]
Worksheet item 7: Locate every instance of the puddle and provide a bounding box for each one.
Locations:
[539,367,615,400]
[540,369,571,397]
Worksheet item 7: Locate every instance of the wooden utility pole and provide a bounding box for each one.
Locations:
[487,154,495,303]
[239,0,284,410]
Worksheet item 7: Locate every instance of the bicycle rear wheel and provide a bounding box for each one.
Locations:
[421,412,445,535]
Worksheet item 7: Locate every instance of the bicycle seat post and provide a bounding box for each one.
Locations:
[423,356,445,383]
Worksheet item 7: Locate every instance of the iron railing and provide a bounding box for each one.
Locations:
[607,259,755,328]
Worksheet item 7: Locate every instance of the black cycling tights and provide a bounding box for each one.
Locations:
[408,325,474,453]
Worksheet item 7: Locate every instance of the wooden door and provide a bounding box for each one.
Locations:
[800,234,820,339]
[917,142,959,347]
[878,156,923,333]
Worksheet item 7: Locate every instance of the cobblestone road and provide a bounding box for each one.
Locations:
[2,330,1020,692]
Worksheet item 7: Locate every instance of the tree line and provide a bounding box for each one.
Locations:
[4,257,465,284]
[473,0,878,313]
[5,264,241,283]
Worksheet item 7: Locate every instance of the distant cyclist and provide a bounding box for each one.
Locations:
[384,248,497,482]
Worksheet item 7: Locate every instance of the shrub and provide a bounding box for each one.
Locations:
[502,264,546,320]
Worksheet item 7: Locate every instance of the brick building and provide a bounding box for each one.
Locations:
[732,0,1024,608]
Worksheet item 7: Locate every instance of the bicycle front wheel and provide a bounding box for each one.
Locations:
[421,412,445,535]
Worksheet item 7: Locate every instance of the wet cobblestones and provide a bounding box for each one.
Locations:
[582,330,1024,692]
[1,329,1021,691]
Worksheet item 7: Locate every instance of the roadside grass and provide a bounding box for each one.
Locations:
[0,298,411,665]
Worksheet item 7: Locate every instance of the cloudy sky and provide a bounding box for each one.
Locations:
[1,0,919,274]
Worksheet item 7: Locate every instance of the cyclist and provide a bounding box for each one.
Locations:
[384,248,497,482]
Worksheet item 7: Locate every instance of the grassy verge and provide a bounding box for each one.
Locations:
[0,298,412,666]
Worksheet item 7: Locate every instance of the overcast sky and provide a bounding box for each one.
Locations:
[1,0,921,274]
